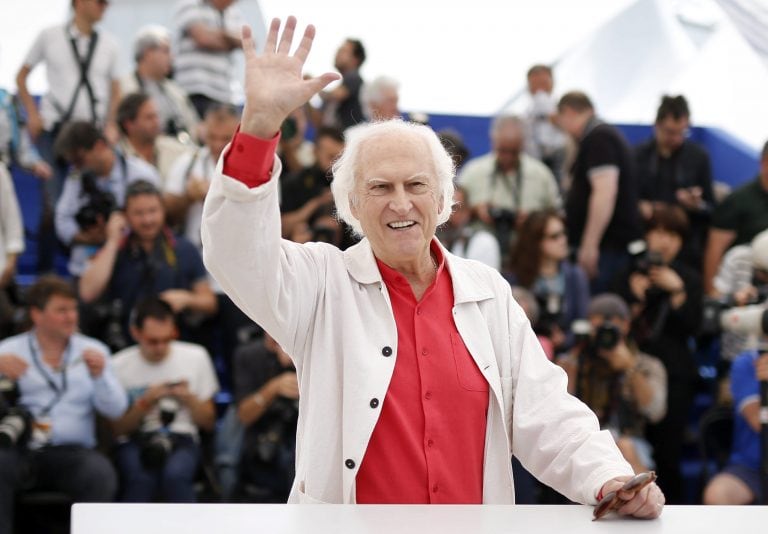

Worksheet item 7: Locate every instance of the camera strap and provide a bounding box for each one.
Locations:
[52,28,100,126]
[27,332,72,416]
[491,165,522,210]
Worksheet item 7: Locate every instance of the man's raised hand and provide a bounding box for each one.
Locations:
[241,17,339,139]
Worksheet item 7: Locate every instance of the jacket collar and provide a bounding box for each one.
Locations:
[343,237,496,304]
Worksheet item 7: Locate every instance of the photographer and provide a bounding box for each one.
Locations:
[79,180,217,346]
[613,205,702,502]
[0,275,127,534]
[458,115,561,258]
[711,228,768,362]
[508,209,590,352]
[703,348,768,504]
[53,121,160,276]
[559,294,667,474]
[111,297,218,502]
[233,333,298,502]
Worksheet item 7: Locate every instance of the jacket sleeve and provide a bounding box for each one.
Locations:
[200,146,326,363]
[506,296,633,504]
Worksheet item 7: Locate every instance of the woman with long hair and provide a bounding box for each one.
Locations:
[509,209,590,351]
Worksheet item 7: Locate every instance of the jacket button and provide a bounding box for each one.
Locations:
[345,459,356,469]
[382,346,393,357]
[370,398,379,408]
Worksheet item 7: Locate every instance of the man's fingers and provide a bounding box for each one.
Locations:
[293,24,316,64]
[263,18,280,52]
[277,16,297,55]
[241,24,257,55]
[304,72,342,97]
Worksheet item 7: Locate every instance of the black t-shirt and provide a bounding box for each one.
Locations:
[279,165,331,213]
[711,177,768,247]
[337,69,364,129]
[566,121,640,251]
[633,138,715,266]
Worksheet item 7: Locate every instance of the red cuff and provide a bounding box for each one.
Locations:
[222,126,282,188]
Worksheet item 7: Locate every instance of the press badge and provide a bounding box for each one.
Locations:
[30,416,53,448]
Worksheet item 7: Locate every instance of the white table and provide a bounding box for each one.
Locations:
[71,503,766,533]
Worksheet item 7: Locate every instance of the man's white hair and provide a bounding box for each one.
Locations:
[331,119,456,236]
[134,25,170,63]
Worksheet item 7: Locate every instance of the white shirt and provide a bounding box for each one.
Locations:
[173,0,243,103]
[23,22,119,130]
[201,152,633,505]
[112,341,219,438]
[0,165,24,275]
[165,146,216,249]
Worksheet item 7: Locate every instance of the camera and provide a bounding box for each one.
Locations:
[701,303,768,337]
[571,320,622,352]
[75,171,117,230]
[139,396,180,470]
[487,207,517,229]
[628,240,665,275]
[0,378,31,449]
[254,397,299,464]
[82,299,128,353]
[533,290,563,337]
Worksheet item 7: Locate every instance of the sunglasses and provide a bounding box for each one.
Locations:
[544,230,566,240]
[593,471,657,521]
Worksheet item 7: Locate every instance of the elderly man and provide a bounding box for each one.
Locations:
[121,25,200,143]
[201,17,664,516]
[458,114,561,258]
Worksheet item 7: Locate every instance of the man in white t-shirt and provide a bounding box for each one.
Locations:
[111,296,218,502]
[16,0,122,272]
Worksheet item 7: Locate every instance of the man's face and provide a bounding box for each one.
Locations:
[125,193,165,241]
[493,127,523,173]
[370,87,400,121]
[205,118,239,161]
[31,295,79,341]
[556,107,584,138]
[77,140,115,176]
[132,316,177,363]
[314,135,344,174]
[77,0,109,23]
[334,41,356,71]
[210,0,235,10]
[128,100,161,144]
[350,132,442,267]
[527,71,553,95]
[143,43,172,79]
[654,116,689,155]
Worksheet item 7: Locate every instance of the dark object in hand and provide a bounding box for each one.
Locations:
[593,471,657,520]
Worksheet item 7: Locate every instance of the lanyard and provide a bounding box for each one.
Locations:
[28,332,72,416]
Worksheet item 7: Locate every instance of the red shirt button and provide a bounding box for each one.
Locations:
[424,391,432,400]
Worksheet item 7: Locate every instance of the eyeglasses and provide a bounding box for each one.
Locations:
[593,471,657,521]
[544,230,566,241]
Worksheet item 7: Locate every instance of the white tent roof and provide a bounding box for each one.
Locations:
[1,0,765,150]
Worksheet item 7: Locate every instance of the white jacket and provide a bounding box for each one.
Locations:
[201,153,633,505]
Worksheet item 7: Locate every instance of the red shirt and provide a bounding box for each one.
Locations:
[224,130,489,504]
[356,243,488,504]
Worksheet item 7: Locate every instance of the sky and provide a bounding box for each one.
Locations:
[0,0,764,150]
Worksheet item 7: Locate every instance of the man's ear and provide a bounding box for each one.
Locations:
[349,193,359,220]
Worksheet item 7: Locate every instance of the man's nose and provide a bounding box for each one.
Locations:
[388,187,412,214]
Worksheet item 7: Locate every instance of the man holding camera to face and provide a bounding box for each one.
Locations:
[111,297,218,502]
[558,294,667,475]
[53,121,160,276]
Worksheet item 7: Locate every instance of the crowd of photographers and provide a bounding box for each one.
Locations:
[1,1,768,531]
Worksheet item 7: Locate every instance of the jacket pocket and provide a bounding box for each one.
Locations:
[451,332,489,392]
[297,480,328,504]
